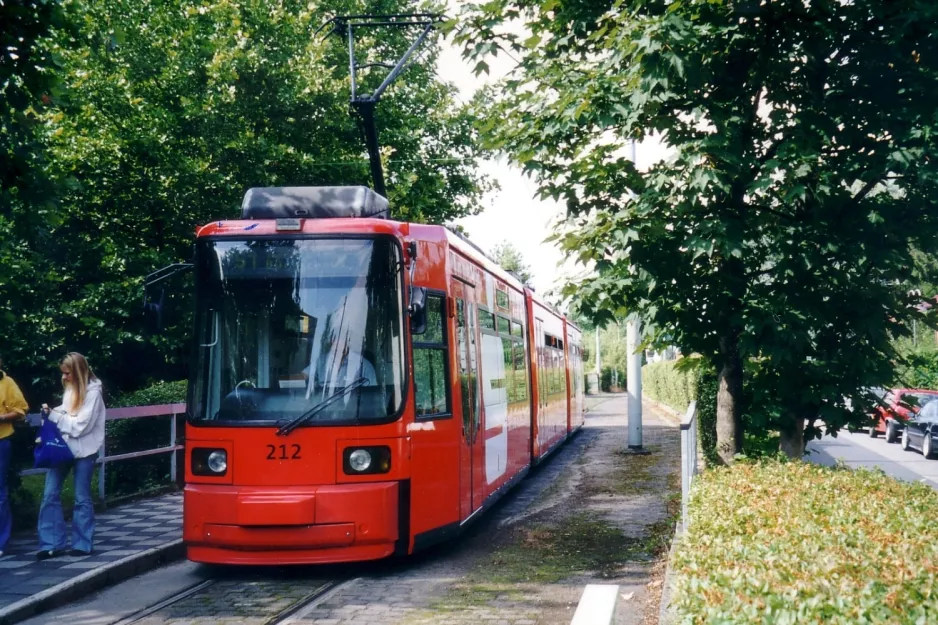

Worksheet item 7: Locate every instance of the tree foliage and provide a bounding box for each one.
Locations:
[491,240,533,284]
[455,0,938,459]
[3,0,489,403]
[1,0,68,391]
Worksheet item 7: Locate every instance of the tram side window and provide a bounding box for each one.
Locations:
[512,341,528,402]
[479,308,496,332]
[414,294,449,418]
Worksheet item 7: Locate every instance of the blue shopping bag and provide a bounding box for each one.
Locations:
[34,417,74,468]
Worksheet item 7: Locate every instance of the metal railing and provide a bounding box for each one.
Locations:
[680,401,698,532]
[19,403,186,508]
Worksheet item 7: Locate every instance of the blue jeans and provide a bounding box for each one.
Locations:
[38,455,96,553]
[0,438,11,552]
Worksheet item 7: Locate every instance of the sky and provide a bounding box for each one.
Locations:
[436,38,570,297]
[436,26,669,298]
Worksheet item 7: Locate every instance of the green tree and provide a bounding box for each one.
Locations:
[491,240,533,284]
[455,0,938,460]
[4,0,489,400]
[1,0,69,394]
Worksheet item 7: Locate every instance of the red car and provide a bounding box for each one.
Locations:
[870,388,938,443]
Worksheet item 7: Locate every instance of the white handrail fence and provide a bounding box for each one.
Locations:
[680,401,699,532]
[18,403,186,508]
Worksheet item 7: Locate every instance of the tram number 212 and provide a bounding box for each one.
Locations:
[266,444,302,460]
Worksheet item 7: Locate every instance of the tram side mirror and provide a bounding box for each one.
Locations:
[141,261,193,334]
[409,287,428,335]
[143,288,166,333]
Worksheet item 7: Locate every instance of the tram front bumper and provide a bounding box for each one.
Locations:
[183,482,400,564]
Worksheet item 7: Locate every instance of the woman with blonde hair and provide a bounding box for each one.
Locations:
[37,352,106,559]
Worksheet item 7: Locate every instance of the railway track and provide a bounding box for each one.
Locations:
[111,575,357,625]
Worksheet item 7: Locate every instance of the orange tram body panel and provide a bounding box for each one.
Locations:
[182,192,585,565]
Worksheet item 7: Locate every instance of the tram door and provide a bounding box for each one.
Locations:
[454,280,484,519]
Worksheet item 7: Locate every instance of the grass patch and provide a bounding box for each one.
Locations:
[416,584,538,624]
[673,460,938,624]
[582,445,662,497]
[429,583,524,611]
[476,513,637,583]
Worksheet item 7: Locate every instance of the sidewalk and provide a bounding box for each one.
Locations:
[0,492,182,623]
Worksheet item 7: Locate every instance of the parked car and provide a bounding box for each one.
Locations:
[900,400,938,459]
[870,388,938,443]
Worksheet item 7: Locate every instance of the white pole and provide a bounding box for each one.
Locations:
[626,138,642,449]
[595,327,601,375]
[627,319,643,449]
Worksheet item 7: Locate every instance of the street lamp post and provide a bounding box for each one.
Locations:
[626,139,643,450]
[627,318,643,449]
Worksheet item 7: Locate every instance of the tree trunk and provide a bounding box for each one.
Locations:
[715,334,744,465]
[779,414,807,459]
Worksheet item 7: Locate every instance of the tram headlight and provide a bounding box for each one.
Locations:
[192,448,229,476]
[343,446,391,475]
[349,449,372,472]
[207,450,228,474]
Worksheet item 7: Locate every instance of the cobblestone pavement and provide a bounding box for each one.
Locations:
[0,492,182,610]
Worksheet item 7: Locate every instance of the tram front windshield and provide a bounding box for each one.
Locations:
[189,237,406,425]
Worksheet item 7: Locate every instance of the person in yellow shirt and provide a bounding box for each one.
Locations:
[0,355,29,556]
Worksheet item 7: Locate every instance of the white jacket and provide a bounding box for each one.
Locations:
[49,379,106,459]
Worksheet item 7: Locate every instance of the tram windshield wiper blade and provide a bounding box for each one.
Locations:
[276,377,368,436]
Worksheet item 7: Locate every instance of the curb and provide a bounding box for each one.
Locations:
[657,523,682,625]
[0,539,185,625]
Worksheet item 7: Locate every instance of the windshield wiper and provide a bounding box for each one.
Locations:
[276,377,368,436]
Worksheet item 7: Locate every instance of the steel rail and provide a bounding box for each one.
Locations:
[108,577,357,625]
[110,579,217,625]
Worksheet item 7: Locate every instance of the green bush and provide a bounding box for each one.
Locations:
[109,380,187,407]
[601,365,625,391]
[104,380,188,498]
[694,369,718,466]
[643,359,719,465]
[898,349,938,390]
[643,360,697,412]
[672,461,938,624]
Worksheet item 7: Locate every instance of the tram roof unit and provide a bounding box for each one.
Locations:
[204,184,577,328]
[240,186,389,220]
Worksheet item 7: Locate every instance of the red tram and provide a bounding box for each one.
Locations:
[182,186,585,564]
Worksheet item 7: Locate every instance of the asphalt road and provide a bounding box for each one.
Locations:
[807,428,938,490]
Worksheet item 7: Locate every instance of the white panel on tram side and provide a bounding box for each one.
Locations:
[481,334,508,417]
[486,428,508,484]
[485,273,496,311]
[481,332,509,483]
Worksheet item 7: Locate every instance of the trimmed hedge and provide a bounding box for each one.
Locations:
[109,379,187,407]
[601,365,626,392]
[672,461,938,623]
[643,359,718,465]
[899,349,938,390]
[104,380,188,498]
[643,361,697,412]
